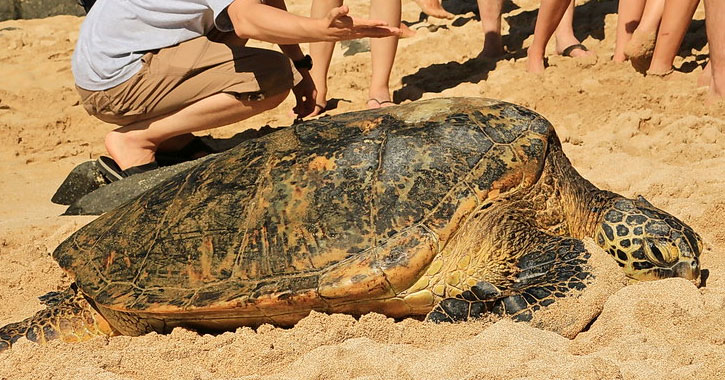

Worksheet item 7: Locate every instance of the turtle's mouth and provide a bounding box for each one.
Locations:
[632,260,701,287]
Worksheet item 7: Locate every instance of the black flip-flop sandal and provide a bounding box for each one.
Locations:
[97,156,159,183]
[560,43,589,57]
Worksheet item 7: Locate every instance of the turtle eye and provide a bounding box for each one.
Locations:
[645,240,676,266]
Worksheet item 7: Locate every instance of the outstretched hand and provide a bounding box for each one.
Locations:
[320,6,401,41]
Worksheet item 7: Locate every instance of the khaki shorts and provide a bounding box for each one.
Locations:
[76,33,300,126]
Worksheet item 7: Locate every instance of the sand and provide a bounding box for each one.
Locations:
[1,0,724,379]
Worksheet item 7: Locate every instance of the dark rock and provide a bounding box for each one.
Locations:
[63,155,215,216]
[51,160,108,206]
[0,0,84,22]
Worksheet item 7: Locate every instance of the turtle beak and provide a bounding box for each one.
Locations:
[654,260,701,287]
[634,259,701,287]
[671,260,701,287]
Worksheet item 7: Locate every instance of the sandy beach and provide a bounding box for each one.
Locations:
[1,0,724,378]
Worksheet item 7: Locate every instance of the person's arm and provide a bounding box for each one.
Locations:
[260,0,307,61]
[238,0,315,117]
[226,0,399,44]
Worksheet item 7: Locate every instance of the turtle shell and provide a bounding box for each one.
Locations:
[53,97,552,325]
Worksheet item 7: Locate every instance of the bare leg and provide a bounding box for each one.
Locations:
[477,0,504,58]
[414,0,454,19]
[624,0,665,73]
[705,0,725,98]
[614,0,646,62]
[368,0,401,108]
[105,91,288,169]
[527,0,570,73]
[636,0,667,34]
[698,61,712,87]
[554,0,594,58]
[309,0,344,116]
[648,0,700,75]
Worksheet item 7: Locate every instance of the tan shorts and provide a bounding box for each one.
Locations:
[76,33,300,126]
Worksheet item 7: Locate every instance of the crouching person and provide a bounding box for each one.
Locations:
[72,0,399,180]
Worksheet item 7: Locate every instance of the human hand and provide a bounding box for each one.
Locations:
[319,6,401,41]
[292,71,317,119]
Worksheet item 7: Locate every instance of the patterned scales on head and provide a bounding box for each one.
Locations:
[0,98,703,351]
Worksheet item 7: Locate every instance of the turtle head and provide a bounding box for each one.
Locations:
[594,196,702,284]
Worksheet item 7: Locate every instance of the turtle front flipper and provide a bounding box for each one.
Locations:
[426,237,591,324]
[422,204,624,337]
[425,280,502,323]
[0,285,115,352]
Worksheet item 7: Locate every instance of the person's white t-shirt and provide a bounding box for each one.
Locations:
[72,0,235,91]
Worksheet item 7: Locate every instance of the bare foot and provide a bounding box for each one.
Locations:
[705,91,725,106]
[624,30,656,74]
[307,103,328,117]
[698,61,712,87]
[555,38,594,59]
[711,80,725,100]
[104,130,157,170]
[646,68,674,78]
[414,0,454,19]
[307,84,329,117]
[399,24,416,39]
[367,98,396,109]
[526,49,545,74]
[612,52,627,63]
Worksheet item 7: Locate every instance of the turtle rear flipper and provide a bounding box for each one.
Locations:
[0,285,114,352]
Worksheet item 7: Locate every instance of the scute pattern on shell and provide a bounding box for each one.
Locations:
[53,98,553,316]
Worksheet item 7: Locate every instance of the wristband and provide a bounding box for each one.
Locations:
[293,54,313,70]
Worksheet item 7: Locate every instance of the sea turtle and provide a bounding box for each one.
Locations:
[0,97,702,351]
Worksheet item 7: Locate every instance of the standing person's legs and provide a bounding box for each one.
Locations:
[614,0,646,62]
[698,61,712,86]
[309,0,344,116]
[634,0,667,34]
[553,0,594,58]
[705,0,725,97]
[647,0,700,75]
[526,0,570,73]
[624,0,666,72]
[477,0,504,58]
[368,0,401,108]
